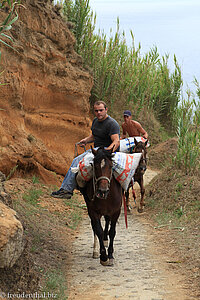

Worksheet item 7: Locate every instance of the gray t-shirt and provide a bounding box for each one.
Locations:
[91,115,120,148]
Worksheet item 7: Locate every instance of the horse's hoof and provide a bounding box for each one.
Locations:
[107,258,114,266]
[103,240,108,247]
[100,258,114,266]
[100,259,109,266]
[137,207,144,213]
[93,252,99,259]
[127,205,132,212]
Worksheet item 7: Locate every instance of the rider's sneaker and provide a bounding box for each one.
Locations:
[51,188,73,199]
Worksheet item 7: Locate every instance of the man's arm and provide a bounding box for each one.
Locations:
[78,134,95,146]
[139,125,148,139]
[135,122,148,139]
[142,130,148,139]
[106,134,120,152]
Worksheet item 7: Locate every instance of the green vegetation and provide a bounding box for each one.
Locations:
[32,175,40,184]
[6,164,18,180]
[174,93,200,175]
[146,171,199,231]
[64,196,84,229]
[22,188,43,206]
[0,0,20,59]
[63,0,182,131]
[42,269,67,300]
[11,181,83,299]
[62,0,200,175]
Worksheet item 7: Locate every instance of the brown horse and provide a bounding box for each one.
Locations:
[79,147,122,266]
[125,138,148,213]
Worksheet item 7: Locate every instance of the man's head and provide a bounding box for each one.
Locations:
[94,101,108,121]
[123,110,132,123]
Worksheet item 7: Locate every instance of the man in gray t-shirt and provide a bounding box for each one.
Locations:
[91,115,120,149]
[51,101,120,199]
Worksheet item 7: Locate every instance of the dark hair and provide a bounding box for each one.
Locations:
[93,101,107,109]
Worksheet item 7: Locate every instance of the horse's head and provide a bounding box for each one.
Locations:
[92,146,114,199]
[133,138,148,174]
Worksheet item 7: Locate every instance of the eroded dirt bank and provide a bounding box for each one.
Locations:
[66,169,197,300]
[0,0,92,185]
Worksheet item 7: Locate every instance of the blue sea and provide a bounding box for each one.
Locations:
[89,0,200,96]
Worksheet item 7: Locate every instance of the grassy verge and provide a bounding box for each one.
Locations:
[145,167,200,291]
[146,167,200,230]
[4,177,85,299]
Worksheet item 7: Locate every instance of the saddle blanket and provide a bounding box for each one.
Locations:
[72,151,142,191]
[120,136,150,153]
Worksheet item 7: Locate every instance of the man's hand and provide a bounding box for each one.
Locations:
[107,133,120,152]
[143,133,148,139]
[78,138,87,147]
[78,134,95,147]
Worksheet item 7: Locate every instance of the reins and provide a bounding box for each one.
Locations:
[122,192,128,229]
[74,142,86,158]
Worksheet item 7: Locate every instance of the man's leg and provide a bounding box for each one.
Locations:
[51,151,90,199]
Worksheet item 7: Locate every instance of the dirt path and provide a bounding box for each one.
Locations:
[66,169,191,300]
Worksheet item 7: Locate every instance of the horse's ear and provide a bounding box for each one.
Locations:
[134,138,138,146]
[91,146,97,155]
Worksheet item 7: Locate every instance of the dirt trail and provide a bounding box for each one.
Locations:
[66,169,191,300]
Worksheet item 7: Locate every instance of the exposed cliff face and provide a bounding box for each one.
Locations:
[0,0,93,184]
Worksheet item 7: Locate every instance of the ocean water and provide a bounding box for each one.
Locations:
[89,0,200,95]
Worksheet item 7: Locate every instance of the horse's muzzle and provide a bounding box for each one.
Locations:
[96,189,109,199]
[139,165,147,174]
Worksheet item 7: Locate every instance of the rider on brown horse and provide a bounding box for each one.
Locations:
[51,101,120,199]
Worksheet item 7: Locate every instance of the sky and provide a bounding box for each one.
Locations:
[89,0,200,94]
[54,0,200,94]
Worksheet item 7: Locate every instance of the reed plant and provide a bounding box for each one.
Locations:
[0,0,20,59]
[63,0,182,130]
[174,89,200,174]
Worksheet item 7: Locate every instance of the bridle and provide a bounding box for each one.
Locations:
[134,146,148,173]
[92,158,113,199]
[139,150,148,164]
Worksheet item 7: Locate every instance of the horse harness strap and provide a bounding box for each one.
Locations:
[93,170,112,189]
[92,164,113,200]
[95,176,111,185]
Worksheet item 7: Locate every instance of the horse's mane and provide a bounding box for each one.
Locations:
[93,147,114,163]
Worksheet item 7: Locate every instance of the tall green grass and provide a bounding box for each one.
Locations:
[63,0,182,130]
[62,0,200,173]
[174,88,200,174]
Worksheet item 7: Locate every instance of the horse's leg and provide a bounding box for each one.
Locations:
[132,186,136,205]
[91,218,108,265]
[93,234,99,259]
[137,176,145,213]
[107,211,120,266]
[103,215,110,247]
[126,180,135,211]
[125,188,131,211]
